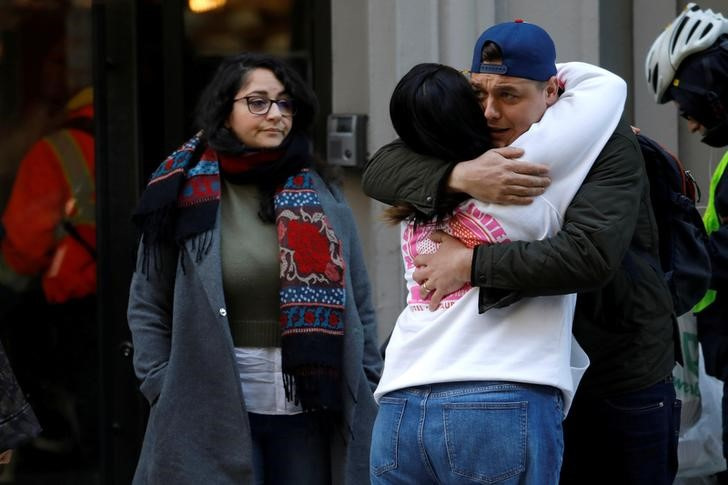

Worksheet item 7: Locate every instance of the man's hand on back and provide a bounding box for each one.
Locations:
[413,231,474,311]
[447,147,551,204]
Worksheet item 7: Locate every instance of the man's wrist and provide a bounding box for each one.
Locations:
[446,162,468,193]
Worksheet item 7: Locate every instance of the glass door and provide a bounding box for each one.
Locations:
[0,1,99,483]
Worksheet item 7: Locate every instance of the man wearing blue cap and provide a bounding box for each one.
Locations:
[468,19,560,148]
[364,20,679,484]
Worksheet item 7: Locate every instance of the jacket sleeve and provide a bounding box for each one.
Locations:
[362,139,456,217]
[709,226,728,289]
[337,190,383,392]
[474,120,643,307]
[127,240,177,404]
[0,341,41,451]
[709,171,728,289]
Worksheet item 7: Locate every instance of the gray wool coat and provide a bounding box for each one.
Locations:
[127,172,383,484]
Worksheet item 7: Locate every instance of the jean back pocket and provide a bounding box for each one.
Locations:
[370,396,407,476]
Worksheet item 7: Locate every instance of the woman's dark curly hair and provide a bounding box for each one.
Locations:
[386,62,491,222]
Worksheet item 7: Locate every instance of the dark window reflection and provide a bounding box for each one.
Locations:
[173,0,327,165]
[0,1,97,483]
[0,1,328,482]
[185,0,294,56]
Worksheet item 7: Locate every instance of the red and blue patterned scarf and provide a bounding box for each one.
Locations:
[134,132,346,412]
[276,171,345,411]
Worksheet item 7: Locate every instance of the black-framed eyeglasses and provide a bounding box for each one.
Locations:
[234,96,296,117]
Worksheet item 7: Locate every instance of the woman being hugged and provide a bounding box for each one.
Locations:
[370,58,624,484]
[128,53,382,485]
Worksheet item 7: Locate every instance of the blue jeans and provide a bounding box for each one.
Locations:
[248,412,331,485]
[370,381,564,484]
[560,376,681,485]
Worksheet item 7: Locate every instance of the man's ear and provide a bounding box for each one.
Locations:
[544,76,560,106]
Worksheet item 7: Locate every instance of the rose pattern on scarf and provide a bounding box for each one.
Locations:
[278,208,345,285]
[287,220,330,275]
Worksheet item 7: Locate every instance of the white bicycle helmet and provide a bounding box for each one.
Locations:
[645,3,728,103]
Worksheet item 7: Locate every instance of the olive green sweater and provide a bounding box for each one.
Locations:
[220,180,281,348]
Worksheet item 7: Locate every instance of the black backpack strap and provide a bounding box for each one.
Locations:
[61,220,97,260]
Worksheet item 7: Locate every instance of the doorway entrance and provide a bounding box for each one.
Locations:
[0,1,330,483]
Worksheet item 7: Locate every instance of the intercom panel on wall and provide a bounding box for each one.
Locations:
[327,114,368,167]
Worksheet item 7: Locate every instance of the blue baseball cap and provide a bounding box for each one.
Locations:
[470,19,557,81]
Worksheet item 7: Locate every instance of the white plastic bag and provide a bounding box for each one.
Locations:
[676,345,726,478]
[674,313,702,429]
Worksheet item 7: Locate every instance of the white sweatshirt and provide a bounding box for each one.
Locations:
[375,62,627,415]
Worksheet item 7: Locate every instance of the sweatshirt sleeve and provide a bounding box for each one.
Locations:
[512,62,626,218]
[473,120,643,307]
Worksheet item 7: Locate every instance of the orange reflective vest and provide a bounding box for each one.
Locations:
[1,95,95,303]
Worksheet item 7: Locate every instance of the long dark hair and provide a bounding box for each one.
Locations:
[195,53,325,221]
[386,63,491,222]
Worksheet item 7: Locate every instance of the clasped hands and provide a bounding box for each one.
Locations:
[415,146,550,311]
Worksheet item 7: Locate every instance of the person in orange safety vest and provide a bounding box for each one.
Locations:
[0,87,96,469]
[0,87,95,304]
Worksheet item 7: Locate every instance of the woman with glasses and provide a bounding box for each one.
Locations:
[127,53,382,485]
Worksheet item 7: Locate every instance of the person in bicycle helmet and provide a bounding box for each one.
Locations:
[647,5,728,482]
[646,3,728,147]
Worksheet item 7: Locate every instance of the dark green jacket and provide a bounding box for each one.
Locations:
[363,119,677,398]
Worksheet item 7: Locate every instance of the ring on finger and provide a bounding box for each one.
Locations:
[422,280,433,292]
